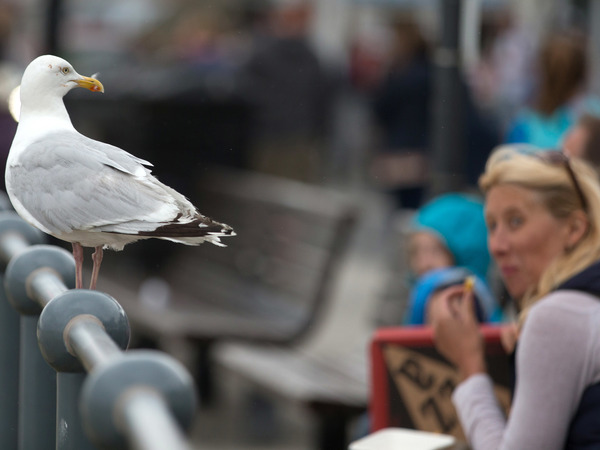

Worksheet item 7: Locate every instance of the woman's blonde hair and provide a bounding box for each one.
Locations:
[479,146,600,316]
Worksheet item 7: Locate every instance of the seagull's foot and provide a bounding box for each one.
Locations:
[72,243,84,289]
[90,246,103,290]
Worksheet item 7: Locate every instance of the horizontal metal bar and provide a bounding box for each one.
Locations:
[66,315,123,372]
[0,232,30,266]
[26,268,68,308]
[119,388,191,450]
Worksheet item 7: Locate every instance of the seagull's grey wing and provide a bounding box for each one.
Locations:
[60,131,153,176]
[8,132,194,235]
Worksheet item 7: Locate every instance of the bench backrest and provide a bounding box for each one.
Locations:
[163,167,359,345]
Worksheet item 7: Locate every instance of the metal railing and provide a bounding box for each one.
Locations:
[0,211,197,450]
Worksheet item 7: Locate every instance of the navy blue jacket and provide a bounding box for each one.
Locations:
[556,260,600,449]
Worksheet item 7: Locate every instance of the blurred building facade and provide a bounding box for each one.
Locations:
[1,0,598,195]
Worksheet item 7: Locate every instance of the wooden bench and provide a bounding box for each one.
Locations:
[97,166,359,402]
[206,192,399,450]
[214,337,370,450]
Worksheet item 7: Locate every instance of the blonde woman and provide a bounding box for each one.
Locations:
[430,146,600,449]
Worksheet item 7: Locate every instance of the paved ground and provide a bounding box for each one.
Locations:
[190,367,314,450]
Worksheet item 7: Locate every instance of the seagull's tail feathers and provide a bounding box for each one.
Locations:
[161,234,229,247]
[137,214,235,247]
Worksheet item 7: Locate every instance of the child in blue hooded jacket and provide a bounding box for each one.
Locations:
[352,192,502,441]
[403,192,502,324]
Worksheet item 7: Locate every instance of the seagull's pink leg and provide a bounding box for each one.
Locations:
[90,246,103,290]
[72,243,84,289]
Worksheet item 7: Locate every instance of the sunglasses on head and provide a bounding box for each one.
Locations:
[533,150,588,212]
[492,145,588,212]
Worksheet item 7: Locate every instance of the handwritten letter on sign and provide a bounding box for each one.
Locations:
[383,345,511,440]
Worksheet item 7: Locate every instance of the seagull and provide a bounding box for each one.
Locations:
[5,55,235,290]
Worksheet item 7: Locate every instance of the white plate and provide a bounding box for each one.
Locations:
[349,428,456,450]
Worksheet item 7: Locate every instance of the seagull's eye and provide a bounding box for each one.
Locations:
[61,67,70,75]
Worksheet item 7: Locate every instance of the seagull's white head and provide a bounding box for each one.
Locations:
[18,55,103,116]
[11,55,105,138]
[21,55,104,96]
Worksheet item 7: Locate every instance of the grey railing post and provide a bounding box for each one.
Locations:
[5,245,75,450]
[57,372,89,450]
[0,212,45,450]
[38,290,130,450]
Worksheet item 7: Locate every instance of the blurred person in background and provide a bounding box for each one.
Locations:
[403,193,501,325]
[468,8,536,134]
[133,1,241,73]
[563,114,600,170]
[505,31,600,148]
[369,14,499,210]
[369,16,432,209]
[431,145,600,449]
[237,0,333,182]
[376,192,501,327]
[361,192,501,442]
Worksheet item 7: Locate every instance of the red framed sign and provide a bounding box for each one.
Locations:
[370,325,512,440]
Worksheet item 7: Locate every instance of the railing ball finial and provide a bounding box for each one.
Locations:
[4,245,75,314]
[0,211,45,249]
[37,290,130,372]
[80,350,197,449]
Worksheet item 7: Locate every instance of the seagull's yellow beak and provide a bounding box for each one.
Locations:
[74,76,104,93]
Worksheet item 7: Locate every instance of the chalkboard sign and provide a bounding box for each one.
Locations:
[370,326,511,441]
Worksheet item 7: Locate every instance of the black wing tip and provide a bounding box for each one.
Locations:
[138,216,234,239]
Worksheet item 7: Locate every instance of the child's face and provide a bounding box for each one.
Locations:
[407,231,454,277]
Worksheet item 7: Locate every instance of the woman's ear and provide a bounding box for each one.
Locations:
[566,210,589,250]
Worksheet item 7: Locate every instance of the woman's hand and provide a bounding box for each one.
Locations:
[428,284,486,381]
